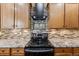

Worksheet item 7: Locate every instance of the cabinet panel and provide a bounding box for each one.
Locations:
[54,48,72,56]
[73,48,79,56]
[11,48,24,56]
[73,53,79,56]
[1,3,14,29]
[48,3,64,28]
[54,53,72,56]
[54,48,72,53]
[0,48,10,56]
[73,48,79,53]
[65,4,78,28]
[15,3,30,29]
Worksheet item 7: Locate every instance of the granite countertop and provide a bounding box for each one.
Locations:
[0,29,31,48]
[49,29,79,47]
[0,29,79,48]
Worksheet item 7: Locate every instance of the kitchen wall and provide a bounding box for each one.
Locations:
[0,3,79,29]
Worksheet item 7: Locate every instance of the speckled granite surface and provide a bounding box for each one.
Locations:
[49,29,79,47]
[0,29,31,48]
[0,29,79,47]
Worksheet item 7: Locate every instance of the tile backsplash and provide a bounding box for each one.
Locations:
[0,29,30,39]
[49,29,79,39]
[0,29,79,39]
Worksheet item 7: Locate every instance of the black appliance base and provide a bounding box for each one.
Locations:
[24,40,54,56]
[24,47,54,56]
[25,52,53,56]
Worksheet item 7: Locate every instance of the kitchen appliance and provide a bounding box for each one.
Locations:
[24,3,54,56]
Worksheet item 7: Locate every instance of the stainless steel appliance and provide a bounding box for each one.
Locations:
[24,3,54,56]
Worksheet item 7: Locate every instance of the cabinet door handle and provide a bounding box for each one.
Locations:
[17,50,19,52]
[2,50,4,52]
[62,50,64,52]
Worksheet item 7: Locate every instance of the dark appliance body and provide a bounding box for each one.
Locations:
[24,3,54,56]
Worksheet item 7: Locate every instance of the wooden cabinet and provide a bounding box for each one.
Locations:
[1,3,79,29]
[11,48,24,56]
[0,48,79,56]
[1,3,14,29]
[48,3,79,29]
[0,48,10,56]
[65,4,78,28]
[54,48,72,56]
[48,3,64,28]
[73,48,79,56]
[54,53,72,56]
[1,3,30,29]
[15,3,30,29]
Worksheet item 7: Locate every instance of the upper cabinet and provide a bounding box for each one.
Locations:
[65,4,79,28]
[1,3,14,29]
[15,3,30,29]
[0,3,79,29]
[48,3,64,29]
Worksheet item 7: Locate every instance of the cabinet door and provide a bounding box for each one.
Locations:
[65,4,78,28]
[11,48,24,56]
[1,3,14,29]
[48,3,64,28]
[54,53,72,56]
[0,48,10,56]
[73,48,79,56]
[54,48,72,56]
[15,3,30,29]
